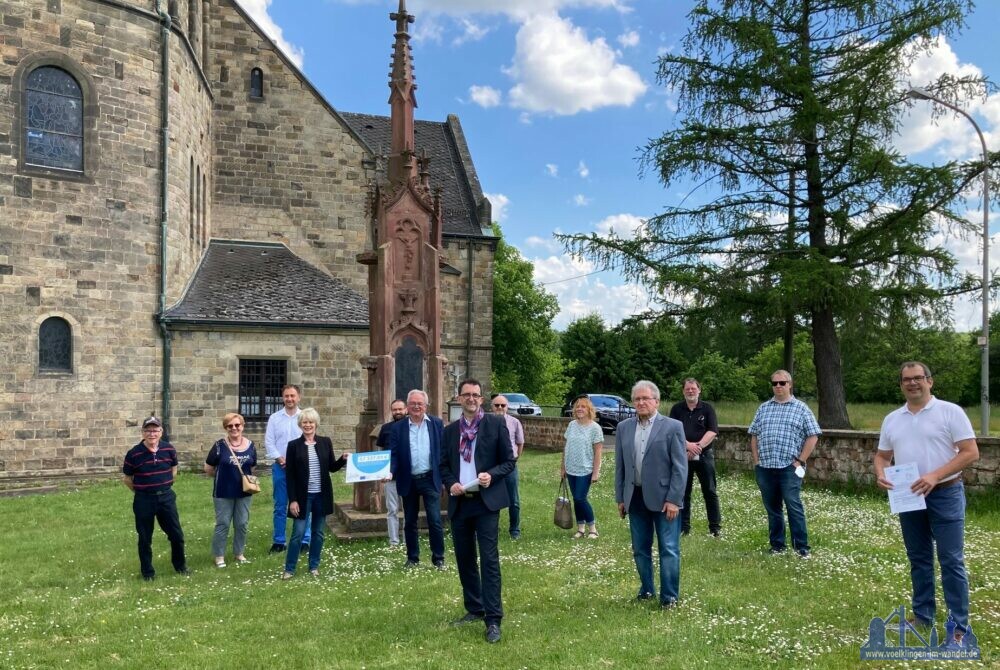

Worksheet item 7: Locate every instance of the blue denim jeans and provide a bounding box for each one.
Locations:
[566,473,595,524]
[899,483,969,633]
[284,493,325,573]
[628,491,681,604]
[505,463,521,535]
[272,462,310,545]
[402,475,445,564]
[754,464,809,552]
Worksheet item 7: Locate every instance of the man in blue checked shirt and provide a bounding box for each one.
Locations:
[748,369,821,558]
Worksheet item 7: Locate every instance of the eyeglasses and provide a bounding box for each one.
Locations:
[633,396,656,403]
[143,428,161,433]
[771,380,789,387]
[492,403,507,408]
[225,423,243,429]
[459,393,483,399]
[901,375,929,384]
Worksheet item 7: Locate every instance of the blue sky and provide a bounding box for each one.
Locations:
[237,0,1000,331]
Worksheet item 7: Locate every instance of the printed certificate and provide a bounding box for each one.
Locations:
[345,450,391,483]
[885,463,927,514]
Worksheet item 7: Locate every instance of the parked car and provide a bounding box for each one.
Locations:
[498,393,542,416]
[562,393,637,433]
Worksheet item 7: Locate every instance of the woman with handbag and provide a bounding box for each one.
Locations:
[204,412,258,568]
[282,408,347,579]
[562,396,604,539]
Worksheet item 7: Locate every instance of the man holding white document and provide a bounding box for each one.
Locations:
[874,361,979,643]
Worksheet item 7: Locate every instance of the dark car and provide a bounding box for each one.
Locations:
[562,394,637,433]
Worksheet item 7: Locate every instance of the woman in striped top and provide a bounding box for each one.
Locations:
[282,408,347,579]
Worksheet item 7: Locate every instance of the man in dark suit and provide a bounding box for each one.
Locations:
[388,390,446,569]
[615,379,688,608]
[441,378,515,644]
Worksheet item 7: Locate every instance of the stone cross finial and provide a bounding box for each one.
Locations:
[390,0,414,34]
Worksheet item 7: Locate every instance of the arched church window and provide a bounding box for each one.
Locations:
[25,66,84,171]
[250,68,264,99]
[39,316,73,372]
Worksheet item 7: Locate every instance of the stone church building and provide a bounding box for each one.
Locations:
[0,0,496,477]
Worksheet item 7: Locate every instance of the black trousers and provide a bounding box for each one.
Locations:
[133,489,186,577]
[681,448,721,533]
[451,495,503,625]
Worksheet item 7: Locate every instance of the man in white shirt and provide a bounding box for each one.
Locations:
[491,395,525,539]
[875,361,979,643]
[265,384,306,553]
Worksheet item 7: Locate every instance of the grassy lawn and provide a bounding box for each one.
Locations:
[1,452,996,669]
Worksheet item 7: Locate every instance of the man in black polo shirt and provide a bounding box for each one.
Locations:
[668,378,721,537]
[122,416,188,580]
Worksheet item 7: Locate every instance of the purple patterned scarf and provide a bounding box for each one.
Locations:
[459,409,484,462]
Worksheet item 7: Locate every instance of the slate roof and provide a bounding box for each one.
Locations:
[162,241,368,328]
[340,112,490,237]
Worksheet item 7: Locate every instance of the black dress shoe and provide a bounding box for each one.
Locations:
[635,592,655,601]
[269,543,286,554]
[433,560,447,571]
[142,574,155,582]
[485,623,501,643]
[175,567,190,575]
[404,559,419,569]
[450,613,484,626]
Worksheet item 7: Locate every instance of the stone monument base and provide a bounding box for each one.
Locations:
[329,501,449,542]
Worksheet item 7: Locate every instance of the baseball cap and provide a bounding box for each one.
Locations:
[142,416,162,428]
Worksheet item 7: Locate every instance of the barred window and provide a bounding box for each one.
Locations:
[39,317,72,372]
[25,66,83,171]
[239,359,286,421]
[250,68,263,99]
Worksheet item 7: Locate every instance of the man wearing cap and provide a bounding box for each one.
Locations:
[122,417,188,580]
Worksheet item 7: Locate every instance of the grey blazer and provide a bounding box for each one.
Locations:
[615,413,688,512]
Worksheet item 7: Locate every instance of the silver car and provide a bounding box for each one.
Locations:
[499,393,542,416]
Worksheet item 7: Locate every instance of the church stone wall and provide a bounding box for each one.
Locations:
[0,0,170,477]
[206,0,370,296]
[440,237,495,395]
[167,327,369,463]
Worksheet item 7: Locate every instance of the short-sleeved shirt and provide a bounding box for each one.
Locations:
[123,441,178,492]
[668,400,719,445]
[563,420,604,476]
[878,396,975,483]
[205,439,257,499]
[501,414,525,458]
[748,397,821,468]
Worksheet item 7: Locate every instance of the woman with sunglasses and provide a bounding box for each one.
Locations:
[204,412,258,567]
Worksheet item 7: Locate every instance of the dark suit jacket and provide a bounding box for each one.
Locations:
[388,415,444,497]
[614,413,688,512]
[441,413,515,516]
[285,435,346,518]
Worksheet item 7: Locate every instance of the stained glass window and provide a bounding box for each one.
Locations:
[25,66,83,171]
[39,317,72,372]
[239,359,286,421]
[250,68,263,98]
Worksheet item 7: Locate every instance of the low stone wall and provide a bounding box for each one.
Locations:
[520,416,1000,493]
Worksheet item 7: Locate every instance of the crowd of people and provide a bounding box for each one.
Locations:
[122,362,980,646]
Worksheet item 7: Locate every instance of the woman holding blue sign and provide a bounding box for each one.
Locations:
[281,408,347,579]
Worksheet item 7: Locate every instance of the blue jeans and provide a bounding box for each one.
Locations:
[402,475,445,563]
[628,491,681,604]
[284,493,325,573]
[899,483,969,633]
[505,464,521,535]
[272,462,310,545]
[755,465,809,552]
[566,473,595,524]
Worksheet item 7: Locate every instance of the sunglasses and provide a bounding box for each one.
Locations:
[225,423,243,429]
[493,403,507,408]
[771,380,789,387]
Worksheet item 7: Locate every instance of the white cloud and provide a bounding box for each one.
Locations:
[469,85,502,108]
[617,30,639,48]
[506,13,646,115]
[235,0,305,68]
[518,111,533,124]
[930,213,999,331]
[595,213,645,239]
[573,194,592,206]
[576,160,590,178]
[453,17,490,45]
[545,163,559,177]
[412,1,630,21]
[524,235,562,253]
[484,192,510,222]
[411,14,445,43]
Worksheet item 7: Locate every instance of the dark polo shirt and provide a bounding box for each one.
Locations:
[123,441,178,492]
[668,400,719,446]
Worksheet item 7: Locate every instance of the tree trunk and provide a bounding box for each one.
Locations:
[811,305,851,428]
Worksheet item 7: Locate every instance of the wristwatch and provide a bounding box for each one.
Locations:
[794,457,806,466]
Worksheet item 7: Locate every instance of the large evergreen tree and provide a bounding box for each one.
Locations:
[561,0,989,427]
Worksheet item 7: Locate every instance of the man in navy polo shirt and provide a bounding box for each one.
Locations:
[122,416,188,580]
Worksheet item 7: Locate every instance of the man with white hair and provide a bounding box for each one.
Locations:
[615,380,688,608]
[387,389,446,569]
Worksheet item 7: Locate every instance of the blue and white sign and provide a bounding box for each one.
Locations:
[345,450,391,484]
